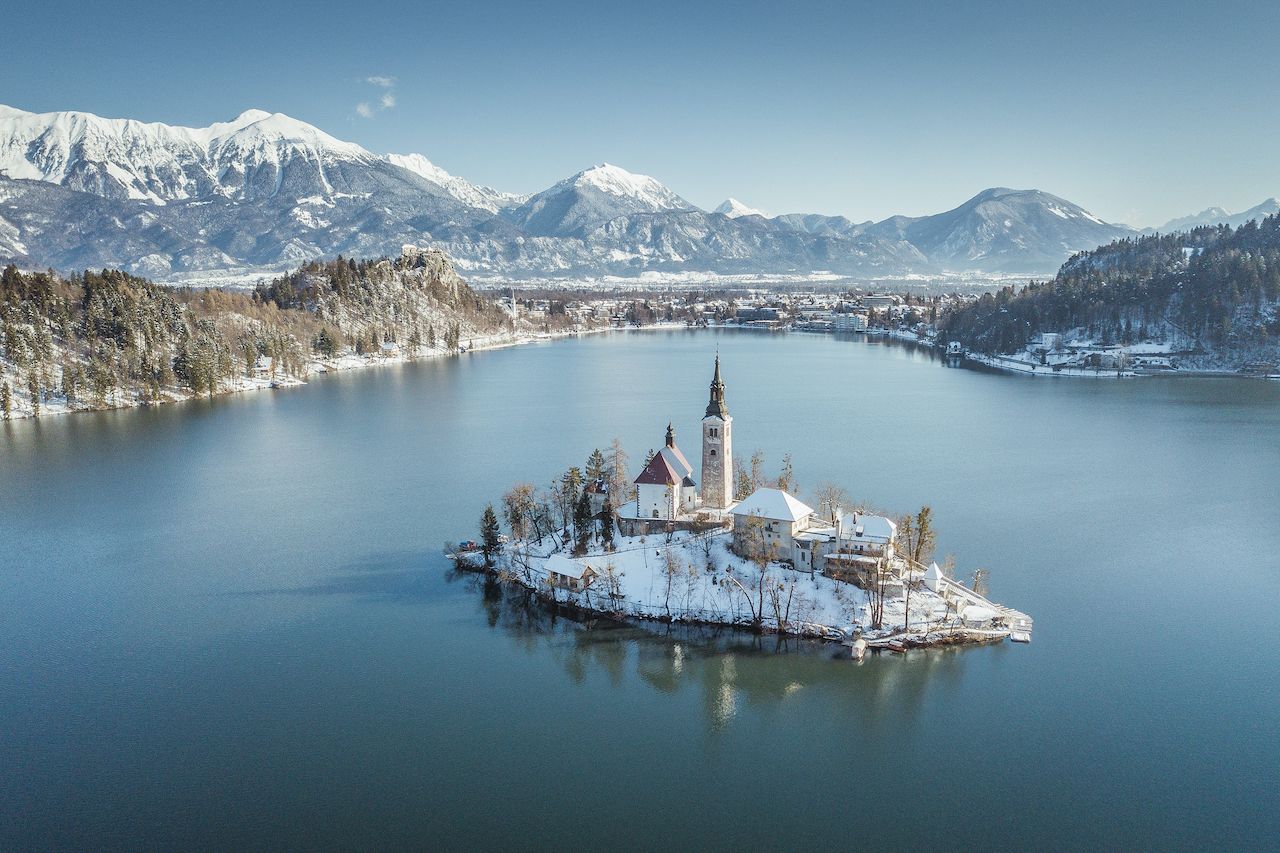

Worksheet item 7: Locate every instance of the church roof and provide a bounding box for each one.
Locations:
[705,355,729,419]
[732,487,815,522]
[634,444,694,487]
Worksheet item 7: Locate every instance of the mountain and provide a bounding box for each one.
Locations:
[0,104,1135,282]
[1155,199,1280,232]
[713,198,766,219]
[772,213,866,238]
[505,164,693,237]
[385,152,526,214]
[863,188,1133,273]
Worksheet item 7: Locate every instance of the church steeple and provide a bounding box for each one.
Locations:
[705,355,728,419]
[700,354,733,509]
[666,422,675,447]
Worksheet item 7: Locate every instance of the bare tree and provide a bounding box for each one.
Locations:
[812,482,851,523]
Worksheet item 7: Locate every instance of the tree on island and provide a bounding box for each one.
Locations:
[897,506,936,634]
[585,448,607,483]
[558,467,583,536]
[776,452,796,494]
[607,438,631,506]
[502,483,536,541]
[600,499,615,552]
[573,489,593,555]
[480,504,501,569]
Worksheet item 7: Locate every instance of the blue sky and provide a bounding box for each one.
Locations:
[6,0,1279,226]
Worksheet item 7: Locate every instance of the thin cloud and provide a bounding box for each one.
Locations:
[355,75,397,119]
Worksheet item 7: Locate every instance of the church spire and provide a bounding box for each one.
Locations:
[705,355,728,419]
[666,422,675,447]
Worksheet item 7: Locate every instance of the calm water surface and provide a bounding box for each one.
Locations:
[1,330,1277,850]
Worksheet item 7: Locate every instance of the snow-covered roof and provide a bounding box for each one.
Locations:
[545,553,595,580]
[840,513,897,543]
[732,487,814,522]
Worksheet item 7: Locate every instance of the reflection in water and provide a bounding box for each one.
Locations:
[467,575,988,734]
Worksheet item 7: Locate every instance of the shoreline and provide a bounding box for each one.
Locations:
[455,530,1031,654]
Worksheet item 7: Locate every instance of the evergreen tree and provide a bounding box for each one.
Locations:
[1,381,10,419]
[573,490,593,554]
[600,499,615,551]
[585,448,607,482]
[480,504,501,569]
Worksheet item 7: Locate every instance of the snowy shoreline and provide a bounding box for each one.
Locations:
[0,323,626,423]
[459,531,1029,652]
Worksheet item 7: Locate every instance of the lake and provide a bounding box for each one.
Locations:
[2,329,1277,850]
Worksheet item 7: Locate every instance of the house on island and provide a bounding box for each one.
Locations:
[732,486,898,579]
[731,487,817,565]
[545,553,598,591]
[616,356,734,536]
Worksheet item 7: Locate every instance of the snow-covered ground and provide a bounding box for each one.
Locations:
[495,531,969,642]
[0,326,585,421]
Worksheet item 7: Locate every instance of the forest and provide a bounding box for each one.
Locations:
[0,248,516,419]
[939,215,1280,355]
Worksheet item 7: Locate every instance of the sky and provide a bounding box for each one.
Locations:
[5,0,1279,227]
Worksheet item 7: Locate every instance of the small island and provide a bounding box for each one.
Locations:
[456,357,1032,656]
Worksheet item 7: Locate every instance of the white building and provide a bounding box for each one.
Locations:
[731,487,816,563]
[615,357,736,535]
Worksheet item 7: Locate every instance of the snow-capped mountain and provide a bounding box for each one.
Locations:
[0,104,400,204]
[0,103,1139,281]
[713,198,767,219]
[863,188,1133,272]
[505,164,694,237]
[385,152,525,214]
[1154,199,1280,232]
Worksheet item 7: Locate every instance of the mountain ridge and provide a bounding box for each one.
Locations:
[0,103,1138,282]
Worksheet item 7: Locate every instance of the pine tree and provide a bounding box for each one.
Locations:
[480,504,501,569]
[600,499,615,551]
[585,448,607,482]
[573,490,593,554]
[1,381,10,419]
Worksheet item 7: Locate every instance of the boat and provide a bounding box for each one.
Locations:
[1010,630,1031,643]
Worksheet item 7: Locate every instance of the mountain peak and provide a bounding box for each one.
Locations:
[714,198,767,218]
[563,163,687,209]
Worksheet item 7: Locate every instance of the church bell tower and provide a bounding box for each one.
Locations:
[701,355,733,509]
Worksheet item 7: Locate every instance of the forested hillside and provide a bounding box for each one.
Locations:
[0,247,519,419]
[939,215,1280,364]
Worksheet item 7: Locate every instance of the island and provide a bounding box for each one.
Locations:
[457,356,1032,656]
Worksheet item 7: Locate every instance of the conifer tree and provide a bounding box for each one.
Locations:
[600,499,615,551]
[1,381,10,419]
[480,504,501,569]
[573,490,593,555]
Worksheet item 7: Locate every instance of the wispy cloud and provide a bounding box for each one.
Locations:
[355,75,397,119]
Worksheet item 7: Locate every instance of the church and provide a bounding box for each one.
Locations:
[615,356,734,535]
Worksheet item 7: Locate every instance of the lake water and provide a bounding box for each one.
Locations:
[2,329,1277,850]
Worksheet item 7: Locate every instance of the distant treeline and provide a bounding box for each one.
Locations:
[939,215,1280,354]
[0,250,513,417]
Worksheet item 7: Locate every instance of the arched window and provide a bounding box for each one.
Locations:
[652,509,660,519]
[710,449,717,457]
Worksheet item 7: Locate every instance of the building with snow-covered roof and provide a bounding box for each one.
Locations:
[616,356,735,535]
[545,553,598,591]
[731,487,816,563]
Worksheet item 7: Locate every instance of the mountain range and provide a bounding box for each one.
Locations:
[1,103,1262,285]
